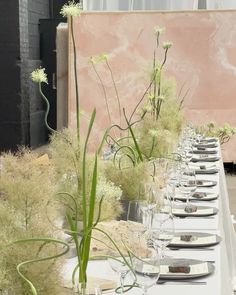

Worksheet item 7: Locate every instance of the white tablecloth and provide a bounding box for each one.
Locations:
[63,146,236,295]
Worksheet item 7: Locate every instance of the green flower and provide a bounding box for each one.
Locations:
[60,1,82,17]
[207,121,215,129]
[148,129,159,138]
[89,54,108,65]
[31,68,48,84]
[148,93,155,100]
[163,41,173,50]
[158,95,165,101]
[154,26,165,35]
[142,104,152,113]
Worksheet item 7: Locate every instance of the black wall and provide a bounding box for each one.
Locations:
[0,0,81,152]
[0,1,22,151]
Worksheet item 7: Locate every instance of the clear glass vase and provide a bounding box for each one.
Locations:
[73,282,102,295]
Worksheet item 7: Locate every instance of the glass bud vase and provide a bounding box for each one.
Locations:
[73,282,102,295]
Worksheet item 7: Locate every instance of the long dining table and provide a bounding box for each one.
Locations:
[63,142,236,295]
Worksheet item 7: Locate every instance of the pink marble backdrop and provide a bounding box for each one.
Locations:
[68,11,236,160]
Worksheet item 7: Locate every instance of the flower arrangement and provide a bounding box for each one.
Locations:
[2,1,186,293]
[0,149,68,295]
[197,122,236,145]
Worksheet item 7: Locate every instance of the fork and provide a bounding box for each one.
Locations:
[168,247,214,251]
[157,279,206,285]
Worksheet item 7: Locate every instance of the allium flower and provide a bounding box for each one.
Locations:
[148,129,159,138]
[148,93,155,100]
[163,41,173,50]
[89,54,108,65]
[31,68,48,84]
[60,1,82,17]
[97,177,122,201]
[142,104,152,113]
[154,26,165,35]
[158,95,165,101]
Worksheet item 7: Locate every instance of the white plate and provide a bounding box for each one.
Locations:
[191,156,220,163]
[160,258,215,279]
[172,205,218,217]
[175,192,219,202]
[196,180,217,187]
[169,232,221,248]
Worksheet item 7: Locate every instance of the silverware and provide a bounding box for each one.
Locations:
[169,247,214,251]
[176,216,215,219]
[157,279,206,285]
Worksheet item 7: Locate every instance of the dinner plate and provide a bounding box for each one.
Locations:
[196,180,217,187]
[191,156,220,163]
[192,149,217,155]
[195,168,219,175]
[175,192,219,202]
[172,205,218,217]
[193,143,218,149]
[160,258,215,279]
[199,137,218,143]
[169,232,221,248]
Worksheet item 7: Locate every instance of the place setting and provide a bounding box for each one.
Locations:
[191,154,220,163]
[188,161,219,174]
[174,191,219,202]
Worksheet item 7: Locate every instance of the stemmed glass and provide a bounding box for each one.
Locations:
[179,168,197,208]
[151,212,174,258]
[108,257,130,294]
[138,183,158,229]
[129,233,160,295]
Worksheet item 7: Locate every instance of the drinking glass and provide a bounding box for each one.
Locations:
[151,213,174,258]
[108,257,130,294]
[127,200,149,231]
[129,236,160,295]
[73,282,102,295]
[138,183,157,229]
[179,168,197,207]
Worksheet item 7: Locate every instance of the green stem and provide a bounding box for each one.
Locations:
[91,61,112,125]
[70,16,80,145]
[105,59,122,127]
[148,137,156,159]
[12,238,70,295]
[123,109,143,162]
[39,83,56,133]
[81,154,97,280]
[80,109,97,283]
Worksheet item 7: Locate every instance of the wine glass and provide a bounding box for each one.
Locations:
[108,256,130,294]
[129,235,160,295]
[138,183,157,229]
[179,167,197,208]
[151,213,174,258]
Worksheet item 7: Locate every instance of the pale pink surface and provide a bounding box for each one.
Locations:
[68,11,236,160]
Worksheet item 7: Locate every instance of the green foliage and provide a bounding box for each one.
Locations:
[103,161,149,200]
[197,122,236,145]
[49,129,123,222]
[138,78,184,159]
[0,149,64,295]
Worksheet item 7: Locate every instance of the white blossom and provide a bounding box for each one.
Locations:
[60,1,82,17]
[163,41,173,50]
[31,68,48,84]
